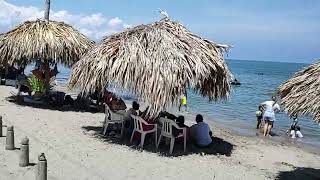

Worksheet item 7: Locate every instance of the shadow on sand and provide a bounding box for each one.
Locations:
[28,163,37,166]
[275,167,320,180]
[6,95,102,113]
[82,125,234,157]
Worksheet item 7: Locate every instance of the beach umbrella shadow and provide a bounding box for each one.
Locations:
[81,125,234,157]
[275,167,320,180]
[5,95,103,113]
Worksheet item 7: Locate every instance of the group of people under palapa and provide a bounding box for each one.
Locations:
[104,92,214,148]
[256,96,303,138]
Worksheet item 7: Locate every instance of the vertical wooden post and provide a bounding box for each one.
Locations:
[44,0,51,92]
[36,153,47,180]
[44,0,50,21]
[19,137,29,167]
[5,126,14,150]
[0,116,2,137]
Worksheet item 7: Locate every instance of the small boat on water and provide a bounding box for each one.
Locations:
[231,78,241,85]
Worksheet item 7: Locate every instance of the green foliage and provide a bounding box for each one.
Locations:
[28,75,46,93]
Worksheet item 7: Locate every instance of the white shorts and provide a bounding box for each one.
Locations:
[263,111,275,121]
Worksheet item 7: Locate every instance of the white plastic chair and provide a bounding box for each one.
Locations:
[130,115,157,148]
[157,117,187,154]
[103,105,125,137]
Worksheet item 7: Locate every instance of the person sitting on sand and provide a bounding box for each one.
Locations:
[123,101,140,134]
[261,96,280,137]
[189,114,213,147]
[255,105,264,129]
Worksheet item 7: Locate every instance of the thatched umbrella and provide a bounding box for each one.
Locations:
[69,18,232,115]
[278,60,320,123]
[0,0,93,90]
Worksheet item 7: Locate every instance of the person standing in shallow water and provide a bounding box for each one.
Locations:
[255,105,264,129]
[260,96,280,136]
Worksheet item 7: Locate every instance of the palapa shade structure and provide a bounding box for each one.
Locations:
[69,18,232,115]
[0,20,93,66]
[278,61,320,123]
[0,0,93,90]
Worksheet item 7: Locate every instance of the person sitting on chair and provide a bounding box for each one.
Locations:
[103,91,127,112]
[123,101,140,134]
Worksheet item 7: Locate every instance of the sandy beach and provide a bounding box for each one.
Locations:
[0,85,320,180]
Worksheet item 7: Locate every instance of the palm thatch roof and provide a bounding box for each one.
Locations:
[69,19,232,115]
[0,19,93,66]
[278,61,320,123]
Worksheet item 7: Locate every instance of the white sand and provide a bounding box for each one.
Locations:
[0,85,319,180]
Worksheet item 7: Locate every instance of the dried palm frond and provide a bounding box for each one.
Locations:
[69,19,232,115]
[278,61,320,123]
[0,20,93,66]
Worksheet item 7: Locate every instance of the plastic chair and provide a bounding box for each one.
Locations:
[130,115,157,148]
[157,117,187,154]
[103,105,125,137]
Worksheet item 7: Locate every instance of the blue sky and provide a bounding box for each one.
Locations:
[1,0,320,63]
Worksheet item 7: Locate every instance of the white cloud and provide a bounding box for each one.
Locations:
[0,0,131,40]
[123,23,133,29]
[108,17,123,27]
[79,13,106,27]
[0,0,43,26]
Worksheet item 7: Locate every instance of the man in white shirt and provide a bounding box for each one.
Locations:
[190,114,213,147]
[261,96,280,136]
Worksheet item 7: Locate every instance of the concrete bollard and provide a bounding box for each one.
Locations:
[0,115,2,137]
[36,153,47,180]
[5,126,14,150]
[19,137,29,167]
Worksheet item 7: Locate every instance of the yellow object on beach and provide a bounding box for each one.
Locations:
[181,97,187,105]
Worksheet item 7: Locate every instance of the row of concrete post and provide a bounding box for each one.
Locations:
[0,115,47,180]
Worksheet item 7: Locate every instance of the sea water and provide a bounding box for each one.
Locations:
[188,59,320,148]
[25,59,320,148]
